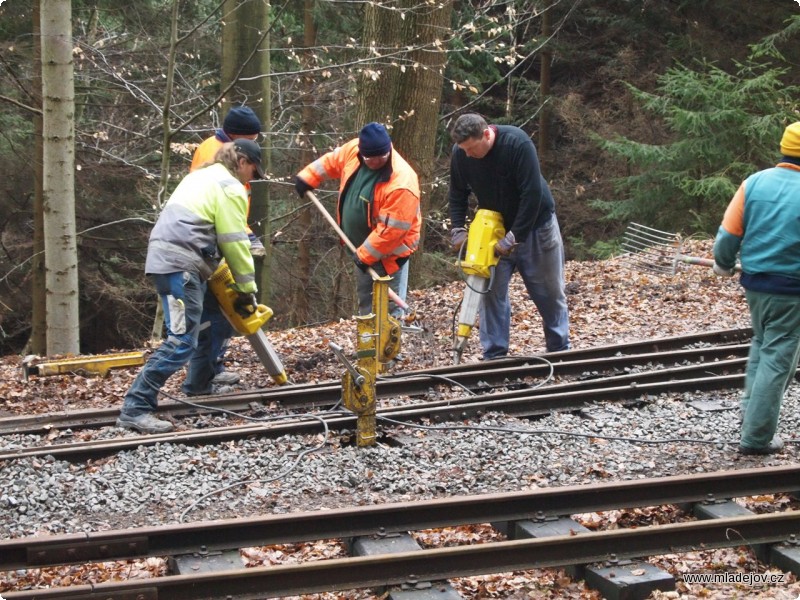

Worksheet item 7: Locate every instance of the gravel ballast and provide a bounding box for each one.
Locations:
[1,384,797,538]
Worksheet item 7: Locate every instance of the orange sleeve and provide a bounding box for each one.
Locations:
[720,182,745,236]
[297,139,359,188]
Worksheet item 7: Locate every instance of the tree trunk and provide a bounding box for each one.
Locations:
[392,0,453,274]
[29,0,47,354]
[290,0,317,324]
[40,0,79,355]
[156,0,180,211]
[359,0,454,287]
[355,1,404,126]
[222,0,272,305]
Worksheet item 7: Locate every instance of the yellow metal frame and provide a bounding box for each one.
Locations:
[22,351,146,379]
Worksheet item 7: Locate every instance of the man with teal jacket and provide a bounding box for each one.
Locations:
[117,139,265,434]
[713,121,800,455]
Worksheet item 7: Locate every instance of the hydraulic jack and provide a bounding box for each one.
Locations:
[331,275,401,447]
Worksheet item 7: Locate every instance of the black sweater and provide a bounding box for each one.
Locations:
[448,125,555,242]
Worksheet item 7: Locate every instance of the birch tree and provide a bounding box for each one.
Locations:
[29,0,46,354]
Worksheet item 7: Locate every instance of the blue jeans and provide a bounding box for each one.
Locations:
[121,271,206,417]
[479,215,570,358]
[355,259,409,318]
[182,287,235,394]
[740,289,800,449]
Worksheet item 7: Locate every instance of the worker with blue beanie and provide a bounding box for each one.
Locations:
[295,123,421,316]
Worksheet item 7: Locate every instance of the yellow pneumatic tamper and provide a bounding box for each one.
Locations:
[452,209,505,364]
[208,261,289,385]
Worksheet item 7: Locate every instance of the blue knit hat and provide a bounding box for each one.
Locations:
[223,105,262,136]
[359,122,392,157]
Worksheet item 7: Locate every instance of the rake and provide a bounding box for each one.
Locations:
[620,222,737,276]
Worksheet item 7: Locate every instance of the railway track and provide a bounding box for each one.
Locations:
[0,328,753,462]
[0,327,751,436]
[2,465,798,599]
[5,327,800,599]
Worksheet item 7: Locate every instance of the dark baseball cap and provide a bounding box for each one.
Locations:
[233,139,266,179]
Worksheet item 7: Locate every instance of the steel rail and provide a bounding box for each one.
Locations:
[4,511,798,599]
[0,370,746,462]
[0,341,751,436]
[2,464,797,571]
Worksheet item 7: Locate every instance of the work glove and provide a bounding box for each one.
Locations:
[494,231,517,257]
[353,254,370,273]
[233,292,258,318]
[295,176,315,198]
[249,237,266,257]
[712,262,735,277]
[450,227,468,251]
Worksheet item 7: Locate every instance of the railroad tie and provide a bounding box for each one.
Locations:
[505,514,675,600]
[692,496,769,562]
[348,532,462,599]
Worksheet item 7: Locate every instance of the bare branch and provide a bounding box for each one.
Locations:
[0,94,42,115]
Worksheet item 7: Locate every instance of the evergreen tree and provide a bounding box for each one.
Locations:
[592,18,800,235]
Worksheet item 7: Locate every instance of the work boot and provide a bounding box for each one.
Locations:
[212,370,241,385]
[738,436,784,456]
[116,412,174,434]
[185,384,235,397]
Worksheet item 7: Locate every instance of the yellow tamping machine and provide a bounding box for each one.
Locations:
[452,209,505,364]
[208,261,289,386]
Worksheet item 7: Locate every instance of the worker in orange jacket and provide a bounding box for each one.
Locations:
[295,123,421,316]
[184,105,265,390]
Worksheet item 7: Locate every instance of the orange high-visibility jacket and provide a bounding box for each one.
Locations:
[297,138,421,275]
[191,135,226,173]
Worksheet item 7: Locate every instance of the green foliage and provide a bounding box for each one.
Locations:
[412,251,461,289]
[592,45,800,235]
[749,14,800,61]
[0,112,33,152]
[568,235,622,261]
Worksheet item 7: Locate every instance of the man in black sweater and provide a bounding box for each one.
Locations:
[448,113,570,358]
